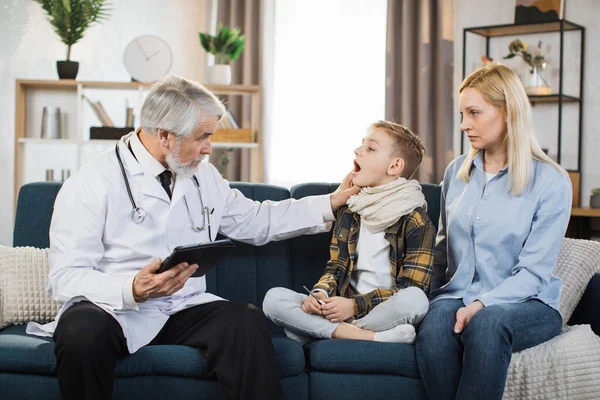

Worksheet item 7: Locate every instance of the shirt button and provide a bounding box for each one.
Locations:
[485,193,489,197]
[476,216,481,221]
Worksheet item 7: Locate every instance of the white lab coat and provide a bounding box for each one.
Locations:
[27,138,333,353]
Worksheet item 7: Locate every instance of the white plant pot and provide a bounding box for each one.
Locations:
[206,65,232,85]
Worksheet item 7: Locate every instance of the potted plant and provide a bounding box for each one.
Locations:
[591,188,600,209]
[503,39,550,95]
[35,0,112,79]
[199,24,245,85]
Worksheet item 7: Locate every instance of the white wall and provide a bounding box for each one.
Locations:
[453,0,600,206]
[0,0,211,245]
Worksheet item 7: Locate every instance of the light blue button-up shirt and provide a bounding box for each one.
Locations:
[430,152,572,312]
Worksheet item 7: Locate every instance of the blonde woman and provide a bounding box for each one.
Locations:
[415,64,571,400]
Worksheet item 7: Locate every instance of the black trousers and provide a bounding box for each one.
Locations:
[53,300,284,400]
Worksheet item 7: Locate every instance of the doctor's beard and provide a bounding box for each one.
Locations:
[166,140,206,178]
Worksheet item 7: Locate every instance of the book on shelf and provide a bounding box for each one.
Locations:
[217,110,240,130]
[82,95,114,127]
[125,107,134,127]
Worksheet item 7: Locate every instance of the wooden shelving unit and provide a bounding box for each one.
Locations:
[571,208,600,218]
[13,79,262,206]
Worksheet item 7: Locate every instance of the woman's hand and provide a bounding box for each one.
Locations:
[330,172,361,211]
[454,300,484,333]
[301,291,326,315]
[322,296,357,323]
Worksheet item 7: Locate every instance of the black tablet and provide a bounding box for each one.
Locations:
[157,239,235,278]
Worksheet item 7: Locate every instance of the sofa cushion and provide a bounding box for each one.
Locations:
[555,238,600,325]
[13,182,62,248]
[0,325,305,379]
[504,324,600,399]
[305,339,419,378]
[0,246,59,328]
[207,182,295,307]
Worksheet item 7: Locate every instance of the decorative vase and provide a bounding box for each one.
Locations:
[525,63,550,95]
[205,64,232,85]
[40,106,62,139]
[591,194,600,209]
[56,61,79,80]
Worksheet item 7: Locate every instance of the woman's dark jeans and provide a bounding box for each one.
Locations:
[416,298,562,400]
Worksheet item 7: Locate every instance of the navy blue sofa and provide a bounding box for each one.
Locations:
[1,181,599,400]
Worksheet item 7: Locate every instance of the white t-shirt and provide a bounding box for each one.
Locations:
[350,223,394,294]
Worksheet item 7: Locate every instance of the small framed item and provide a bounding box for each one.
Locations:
[157,239,235,278]
[514,0,564,24]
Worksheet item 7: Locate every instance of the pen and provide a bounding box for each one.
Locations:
[303,285,325,305]
[207,207,214,241]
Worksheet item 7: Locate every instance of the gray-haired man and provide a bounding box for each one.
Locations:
[27,75,359,400]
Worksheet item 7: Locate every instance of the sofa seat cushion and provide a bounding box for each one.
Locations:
[305,339,419,378]
[0,325,305,378]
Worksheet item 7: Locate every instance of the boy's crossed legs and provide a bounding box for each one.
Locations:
[263,286,428,344]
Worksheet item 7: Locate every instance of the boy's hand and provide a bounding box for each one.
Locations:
[330,172,361,211]
[454,300,484,333]
[322,296,356,323]
[301,291,326,315]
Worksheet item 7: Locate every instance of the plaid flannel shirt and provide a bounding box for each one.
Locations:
[313,206,435,319]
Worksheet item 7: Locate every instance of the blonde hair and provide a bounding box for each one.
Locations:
[369,120,426,179]
[456,64,564,194]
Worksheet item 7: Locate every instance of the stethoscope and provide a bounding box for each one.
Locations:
[115,142,213,238]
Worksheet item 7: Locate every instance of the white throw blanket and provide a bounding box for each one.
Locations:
[347,177,426,233]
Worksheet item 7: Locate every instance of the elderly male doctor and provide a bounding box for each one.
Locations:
[27,75,358,400]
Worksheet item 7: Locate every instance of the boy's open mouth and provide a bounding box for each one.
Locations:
[353,160,361,172]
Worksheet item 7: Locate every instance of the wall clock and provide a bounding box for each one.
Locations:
[123,35,173,83]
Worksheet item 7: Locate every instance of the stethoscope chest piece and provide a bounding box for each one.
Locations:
[132,207,146,224]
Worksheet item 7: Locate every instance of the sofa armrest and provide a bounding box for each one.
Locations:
[568,272,600,335]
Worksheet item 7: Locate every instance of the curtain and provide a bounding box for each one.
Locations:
[385,0,454,183]
[263,0,387,188]
[213,0,262,181]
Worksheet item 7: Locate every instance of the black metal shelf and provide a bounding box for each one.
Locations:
[461,20,585,175]
[464,20,584,38]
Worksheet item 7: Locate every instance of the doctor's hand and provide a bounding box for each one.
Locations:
[132,259,198,303]
[330,172,361,211]
[321,296,356,323]
[454,300,484,333]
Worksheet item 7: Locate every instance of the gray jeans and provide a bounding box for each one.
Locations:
[262,286,429,344]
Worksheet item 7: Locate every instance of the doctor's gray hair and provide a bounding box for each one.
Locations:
[140,75,226,139]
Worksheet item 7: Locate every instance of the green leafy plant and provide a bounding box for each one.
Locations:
[503,39,546,72]
[592,187,600,196]
[35,0,112,61]
[199,24,245,65]
[217,148,235,178]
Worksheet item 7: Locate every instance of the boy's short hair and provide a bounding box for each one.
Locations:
[368,120,426,179]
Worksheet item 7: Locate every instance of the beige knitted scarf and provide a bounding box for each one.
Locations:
[347,177,427,233]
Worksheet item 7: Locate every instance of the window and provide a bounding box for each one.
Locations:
[266,0,387,187]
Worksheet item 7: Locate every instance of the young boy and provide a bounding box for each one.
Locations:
[263,121,436,344]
